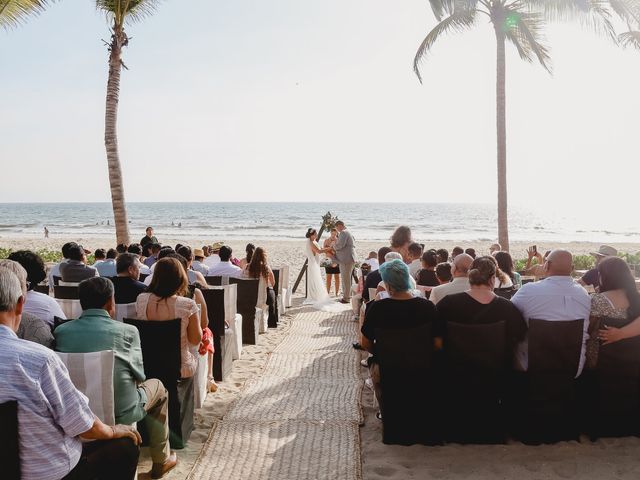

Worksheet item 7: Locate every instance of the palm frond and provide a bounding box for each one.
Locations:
[503,7,553,72]
[96,0,162,26]
[0,0,51,29]
[414,8,478,83]
[527,0,617,41]
[607,0,640,24]
[619,29,640,48]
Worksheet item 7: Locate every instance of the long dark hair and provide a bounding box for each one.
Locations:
[148,258,188,298]
[245,243,256,263]
[598,257,640,320]
[495,251,516,283]
[247,247,269,280]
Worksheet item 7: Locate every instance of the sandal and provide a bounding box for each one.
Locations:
[208,377,218,393]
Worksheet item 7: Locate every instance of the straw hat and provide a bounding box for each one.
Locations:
[210,242,224,252]
[590,245,618,258]
[193,248,205,258]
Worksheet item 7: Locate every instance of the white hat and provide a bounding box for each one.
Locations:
[591,245,618,258]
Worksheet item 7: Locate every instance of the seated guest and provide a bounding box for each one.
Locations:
[0,260,53,348]
[204,242,224,268]
[245,247,278,324]
[60,244,98,282]
[208,246,243,277]
[429,253,474,305]
[435,262,452,284]
[360,259,439,411]
[436,256,527,362]
[191,249,209,275]
[451,246,464,259]
[202,245,210,257]
[144,243,162,268]
[0,268,141,480]
[176,246,208,285]
[416,249,440,287]
[436,248,449,264]
[585,256,640,367]
[239,243,255,270]
[127,243,151,275]
[495,251,521,288]
[390,226,413,263]
[143,247,178,285]
[55,277,177,478]
[116,243,129,255]
[524,246,550,278]
[111,253,148,304]
[363,247,392,302]
[579,245,618,291]
[363,251,380,271]
[8,250,65,326]
[140,226,158,248]
[465,248,477,259]
[136,258,203,379]
[511,249,591,377]
[49,241,76,286]
[489,243,502,256]
[488,255,513,289]
[95,248,118,277]
[407,242,424,279]
[93,248,106,266]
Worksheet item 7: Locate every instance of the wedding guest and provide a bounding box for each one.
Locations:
[55,277,177,478]
[435,262,452,284]
[579,245,618,291]
[523,246,550,278]
[489,243,502,256]
[191,249,209,275]
[360,259,439,412]
[208,246,243,277]
[8,250,66,326]
[140,226,158,248]
[116,243,129,255]
[429,253,474,305]
[127,244,151,275]
[451,246,464,260]
[390,225,412,262]
[0,268,141,480]
[488,255,513,289]
[245,247,278,325]
[0,260,53,348]
[407,242,424,279]
[436,248,449,264]
[323,229,341,296]
[585,257,640,367]
[144,243,162,268]
[363,251,380,271]
[465,248,477,259]
[363,247,392,302]
[174,246,208,285]
[95,248,118,277]
[416,249,440,287]
[60,244,98,283]
[49,241,76,286]
[511,249,591,377]
[93,248,106,266]
[436,256,527,364]
[110,253,147,304]
[204,242,223,268]
[202,246,210,257]
[239,244,255,270]
[136,258,202,380]
[495,251,521,288]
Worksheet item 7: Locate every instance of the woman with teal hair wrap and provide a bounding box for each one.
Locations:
[379,259,412,293]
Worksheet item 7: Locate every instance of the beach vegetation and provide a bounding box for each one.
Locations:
[0,0,53,29]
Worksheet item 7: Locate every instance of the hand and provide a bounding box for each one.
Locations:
[598,325,626,345]
[111,424,142,446]
[527,247,536,260]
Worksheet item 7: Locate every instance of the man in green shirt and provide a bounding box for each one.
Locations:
[55,277,177,479]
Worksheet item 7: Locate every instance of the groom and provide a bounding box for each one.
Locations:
[332,220,356,304]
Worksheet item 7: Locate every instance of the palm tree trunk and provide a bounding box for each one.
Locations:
[495,28,509,252]
[104,27,130,245]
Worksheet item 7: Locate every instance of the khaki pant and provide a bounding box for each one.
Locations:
[340,262,355,301]
[139,379,171,464]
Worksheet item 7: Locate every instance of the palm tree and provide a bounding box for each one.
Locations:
[414,0,553,252]
[97,0,161,245]
[0,0,52,29]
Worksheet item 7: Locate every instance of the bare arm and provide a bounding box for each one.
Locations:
[599,316,640,345]
[80,416,141,445]
[187,309,203,346]
[194,288,209,329]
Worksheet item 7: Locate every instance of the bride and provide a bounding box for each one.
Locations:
[304,228,342,311]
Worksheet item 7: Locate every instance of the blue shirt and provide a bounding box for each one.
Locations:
[95,258,117,277]
[0,325,95,480]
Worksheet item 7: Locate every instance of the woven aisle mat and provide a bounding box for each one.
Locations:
[293,309,353,323]
[263,351,361,380]
[288,320,358,337]
[225,376,363,423]
[187,420,362,480]
[275,334,358,353]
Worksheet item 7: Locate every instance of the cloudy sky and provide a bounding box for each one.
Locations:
[1,0,639,212]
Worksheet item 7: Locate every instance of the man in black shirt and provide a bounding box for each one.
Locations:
[363,247,392,302]
[110,253,147,304]
[140,227,158,248]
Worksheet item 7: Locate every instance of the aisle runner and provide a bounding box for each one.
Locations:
[188,306,363,480]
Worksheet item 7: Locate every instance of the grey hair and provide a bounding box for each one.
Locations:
[0,267,24,312]
[384,252,403,262]
[0,260,28,297]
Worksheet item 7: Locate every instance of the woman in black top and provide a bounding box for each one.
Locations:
[435,256,527,355]
[416,249,440,287]
[361,259,439,413]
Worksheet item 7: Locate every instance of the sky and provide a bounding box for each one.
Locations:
[1,0,639,211]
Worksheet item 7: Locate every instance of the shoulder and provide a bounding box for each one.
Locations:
[436,292,462,308]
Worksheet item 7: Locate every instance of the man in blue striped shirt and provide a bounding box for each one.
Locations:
[0,267,141,480]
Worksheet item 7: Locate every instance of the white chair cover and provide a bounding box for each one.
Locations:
[59,281,80,287]
[55,298,83,319]
[192,348,208,410]
[56,350,116,425]
[114,303,136,322]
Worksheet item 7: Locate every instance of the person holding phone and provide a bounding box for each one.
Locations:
[524,246,550,278]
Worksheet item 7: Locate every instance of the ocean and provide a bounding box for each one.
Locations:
[0,202,638,244]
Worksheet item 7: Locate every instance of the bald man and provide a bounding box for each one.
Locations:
[511,249,591,377]
[429,253,474,305]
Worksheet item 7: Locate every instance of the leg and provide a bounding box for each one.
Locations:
[138,379,171,464]
[369,363,383,412]
[334,274,340,297]
[63,438,139,480]
[326,271,332,293]
[340,263,354,301]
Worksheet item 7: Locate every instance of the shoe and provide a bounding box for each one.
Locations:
[151,452,178,479]
[365,378,374,390]
[352,342,363,351]
[339,299,350,304]
[360,358,369,367]
[208,378,218,393]
[376,411,383,421]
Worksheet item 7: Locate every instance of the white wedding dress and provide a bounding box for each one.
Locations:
[303,239,342,311]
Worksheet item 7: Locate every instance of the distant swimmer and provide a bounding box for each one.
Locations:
[107,220,110,226]
[178,222,182,228]
[44,226,49,238]
[172,221,175,226]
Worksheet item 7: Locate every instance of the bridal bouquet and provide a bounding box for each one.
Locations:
[320,258,333,268]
